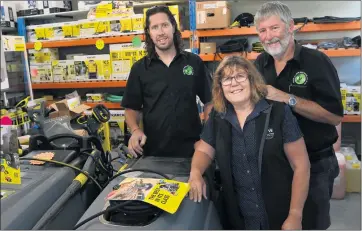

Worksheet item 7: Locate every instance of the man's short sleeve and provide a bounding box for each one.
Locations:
[282,105,303,144]
[311,53,344,116]
[196,57,212,104]
[200,110,216,148]
[121,63,143,110]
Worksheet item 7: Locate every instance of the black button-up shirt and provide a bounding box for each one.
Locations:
[122,51,212,157]
[255,42,343,152]
[201,99,303,229]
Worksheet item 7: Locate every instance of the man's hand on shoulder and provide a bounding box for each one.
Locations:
[266,85,289,104]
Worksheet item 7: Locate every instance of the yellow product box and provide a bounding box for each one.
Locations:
[131,14,144,32]
[79,19,110,38]
[28,48,59,65]
[109,17,133,35]
[52,60,75,82]
[143,5,180,28]
[44,22,66,41]
[110,43,146,80]
[72,22,81,38]
[33,25,47,41]
[346,86,361,115]
[30,63,53,83]
[82,55,112,81]
[109,110,125,147]
[61,22,74,39]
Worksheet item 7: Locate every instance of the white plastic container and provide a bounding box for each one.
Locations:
[332,152,346,199]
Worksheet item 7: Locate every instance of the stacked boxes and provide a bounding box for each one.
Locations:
[29,48,59,83]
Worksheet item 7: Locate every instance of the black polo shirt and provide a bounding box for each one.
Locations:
[254,42,344,152]
[121,51,212,157]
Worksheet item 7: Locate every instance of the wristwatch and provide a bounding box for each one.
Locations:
[288,94,297,108]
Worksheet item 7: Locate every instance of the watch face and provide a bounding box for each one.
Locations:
[289,97,297,106]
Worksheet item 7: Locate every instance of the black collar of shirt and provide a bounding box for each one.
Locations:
[146,50,187,67]
[263,40,302,67]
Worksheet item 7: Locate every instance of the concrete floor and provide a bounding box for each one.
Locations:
[329,193,361,230]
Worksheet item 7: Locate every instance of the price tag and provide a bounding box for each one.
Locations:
[34,41,42,51]
[96,39,105,50]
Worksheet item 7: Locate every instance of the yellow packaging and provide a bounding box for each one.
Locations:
[62,22,74,38]
[74,56,88,81]
[341,87,347,114]
[131,14,144,32]
[1,158,21,185]
[84,54,111,81]
[95,3,113,18]
[34,27,46,40]
[346,86,361,115]
[72,22,81,38]
[28,48,59,64]
[44,26,54,40]
[143,5,180,28]
[80,19,110,37]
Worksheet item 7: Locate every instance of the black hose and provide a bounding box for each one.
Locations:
[19,157,103,190]
[73,169,171,230]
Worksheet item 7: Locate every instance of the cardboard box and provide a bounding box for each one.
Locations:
[52,60,75,82]
[49,97,91,119]
[200,42,216,54]
[346,86,361,115]
[110,43,146,80]
[196,1,231,29]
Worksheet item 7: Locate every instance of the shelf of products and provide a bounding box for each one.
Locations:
[199,48,361,61]
[342,115,361,123]
[32,81,127,89]
[196,21,361,37]
[26,31,192,49]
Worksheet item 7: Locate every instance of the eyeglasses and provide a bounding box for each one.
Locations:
[221,74,248,86]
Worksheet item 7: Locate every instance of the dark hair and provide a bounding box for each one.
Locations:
[144,6,183,57]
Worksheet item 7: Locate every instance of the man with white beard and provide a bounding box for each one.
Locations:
[254,2,344,230]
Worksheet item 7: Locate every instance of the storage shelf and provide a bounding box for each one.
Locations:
[196,21,361,37]
[84,102,122,109]
[342,115,361,123]
[32,81,127,89]
[199,48,361,61]
[26,31,192,49]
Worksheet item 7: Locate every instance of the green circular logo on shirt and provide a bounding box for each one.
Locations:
[293,72,308,85]
[183,65,194,75]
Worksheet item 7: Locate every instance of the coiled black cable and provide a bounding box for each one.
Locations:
[73,168,171,230]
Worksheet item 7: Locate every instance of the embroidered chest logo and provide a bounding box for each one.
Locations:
[293,71,308,85]
[183,65,194,75]
[266,128,274,140]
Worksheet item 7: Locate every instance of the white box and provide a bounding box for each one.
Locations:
[110,43,146,80]
[52,60,75,82]
[1,1,17,27]
[84,54,111,81]
[30,63,53,83]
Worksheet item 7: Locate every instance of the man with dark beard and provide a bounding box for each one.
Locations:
[253,2,344,230]
[121,6,212,158]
